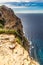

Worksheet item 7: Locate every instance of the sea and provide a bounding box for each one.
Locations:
[16,13,43,65]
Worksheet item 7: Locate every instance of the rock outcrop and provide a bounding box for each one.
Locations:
[0,5,23,35]
[0,5,39,65]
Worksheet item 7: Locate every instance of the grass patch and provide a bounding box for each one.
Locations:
[15,37,22,45]
[0,28,22,39]
[0,24,3,28]
[0,28,29,51]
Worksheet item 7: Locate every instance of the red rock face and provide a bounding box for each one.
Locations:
[0,5,23,35]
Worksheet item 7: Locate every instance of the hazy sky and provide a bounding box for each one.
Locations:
[0,0,43,3]
[0,0,43,13]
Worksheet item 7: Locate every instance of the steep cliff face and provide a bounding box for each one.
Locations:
[0,5,39,65]
[0,5,23,35]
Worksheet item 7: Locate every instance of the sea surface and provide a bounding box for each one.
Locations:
[16,13,43,65]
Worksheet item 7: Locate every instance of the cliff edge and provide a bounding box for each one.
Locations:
[0,5,39,65]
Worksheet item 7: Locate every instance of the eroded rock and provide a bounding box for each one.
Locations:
[0,5,23,35]
[0,5,39,65]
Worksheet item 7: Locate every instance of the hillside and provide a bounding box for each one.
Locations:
[0,5,39,65]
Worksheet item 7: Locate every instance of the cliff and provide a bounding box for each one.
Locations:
[0,5,23,35]
[0,5,39,65]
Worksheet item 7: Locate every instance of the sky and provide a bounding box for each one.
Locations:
[0,0,43,3]
[0,0,43,13]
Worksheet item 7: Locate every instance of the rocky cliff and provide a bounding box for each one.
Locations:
[0,5,39,65]
[0,5,23,35]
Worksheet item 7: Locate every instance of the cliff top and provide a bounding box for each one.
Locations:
[0,5,23,35]
[0,5,39,65]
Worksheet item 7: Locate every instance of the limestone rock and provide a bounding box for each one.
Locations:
[0,5,39,65]
[0,5,23,35]
[0,34,39,65]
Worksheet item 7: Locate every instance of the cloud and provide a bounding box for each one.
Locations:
[1,3,43,13]
[0,0,31,3]
[30,0,43,2]
[0,0,43,13]
[0,0,43,3]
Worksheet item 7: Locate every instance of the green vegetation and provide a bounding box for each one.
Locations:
[15,36,29,51]
[15,37,22,45]
[0,20,5,26]
[0,24,3,28]
[0,29,18,34]
[0,28,22,39]
[0,28,29,51]
[23,36,28,43]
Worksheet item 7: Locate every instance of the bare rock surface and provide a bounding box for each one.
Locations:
[0,34,39,65]
[0,5,39,65]
[0,5,23,35]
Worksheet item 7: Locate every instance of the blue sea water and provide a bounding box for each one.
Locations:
[31,39,43,65]
[16,13,43,65]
